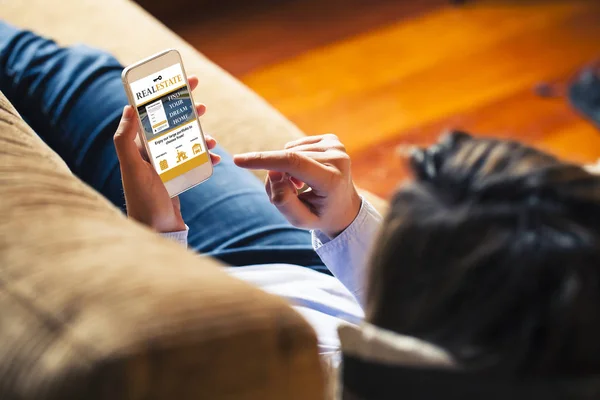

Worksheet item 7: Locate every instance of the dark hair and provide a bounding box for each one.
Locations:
[366,132,600,377]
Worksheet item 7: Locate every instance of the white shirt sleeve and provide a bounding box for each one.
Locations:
[160,225,189,247]
[311,199,383,307]
[161,199,384,309]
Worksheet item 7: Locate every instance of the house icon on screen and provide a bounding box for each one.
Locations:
[176,150,187,163]
[192,143,202,155]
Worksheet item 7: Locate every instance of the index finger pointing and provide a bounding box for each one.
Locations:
[234,150,331,191]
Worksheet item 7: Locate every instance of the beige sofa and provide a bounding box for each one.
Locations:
[1,0,385,398]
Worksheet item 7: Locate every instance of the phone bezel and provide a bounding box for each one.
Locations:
[121,49,213,198]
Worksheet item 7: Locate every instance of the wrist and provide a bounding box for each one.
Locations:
[156,211,186,233]
[153,206,186,233]
[153,219,186,233]
[323,189,362,238]
[129,213,186,233]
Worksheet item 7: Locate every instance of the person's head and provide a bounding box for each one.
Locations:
[367,132,600,377]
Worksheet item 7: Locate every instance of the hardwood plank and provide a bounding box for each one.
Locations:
[350,78,600,199]
[155,0,600,198]
[242,1,584,116]
[165,0,447,76]
[243,0,600,153]
[540,121,600,163]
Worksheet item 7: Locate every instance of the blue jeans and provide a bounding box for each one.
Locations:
[0,22,328,272]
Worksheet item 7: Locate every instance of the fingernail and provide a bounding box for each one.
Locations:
[269,171,284,182]
[122,106,133,118]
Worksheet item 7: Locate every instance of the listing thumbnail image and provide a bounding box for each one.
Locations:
[135,81,208,183]
[137,86,195,141]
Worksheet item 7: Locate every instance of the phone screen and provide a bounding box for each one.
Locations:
[129,63,209,183]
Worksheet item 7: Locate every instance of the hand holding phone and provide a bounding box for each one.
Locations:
[122,49,213,197]
[113,94,220,233]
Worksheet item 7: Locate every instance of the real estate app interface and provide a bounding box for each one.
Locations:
[130,63,208,182]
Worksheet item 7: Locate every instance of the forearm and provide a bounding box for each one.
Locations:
[312,198,382,307]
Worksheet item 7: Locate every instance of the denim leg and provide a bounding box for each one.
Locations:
[0,22,328,272]
[180,147,327,269]
[0,23,127,207]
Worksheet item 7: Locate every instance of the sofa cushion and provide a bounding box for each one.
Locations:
[0,90,324,399]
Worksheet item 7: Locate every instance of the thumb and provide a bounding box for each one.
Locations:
[114,106,144,168]
[268,171,319,228]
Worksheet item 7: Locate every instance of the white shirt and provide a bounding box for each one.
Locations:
[163,200,382,354]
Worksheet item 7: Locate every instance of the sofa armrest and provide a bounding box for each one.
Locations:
[0,92,324,399]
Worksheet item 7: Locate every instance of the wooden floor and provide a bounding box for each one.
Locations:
[156,0,600,198]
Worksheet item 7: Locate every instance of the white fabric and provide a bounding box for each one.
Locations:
[161,200,382,354]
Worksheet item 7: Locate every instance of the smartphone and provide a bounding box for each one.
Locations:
[122,49,212,197]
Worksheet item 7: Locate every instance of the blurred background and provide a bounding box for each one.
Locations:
[136,0,600,198]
